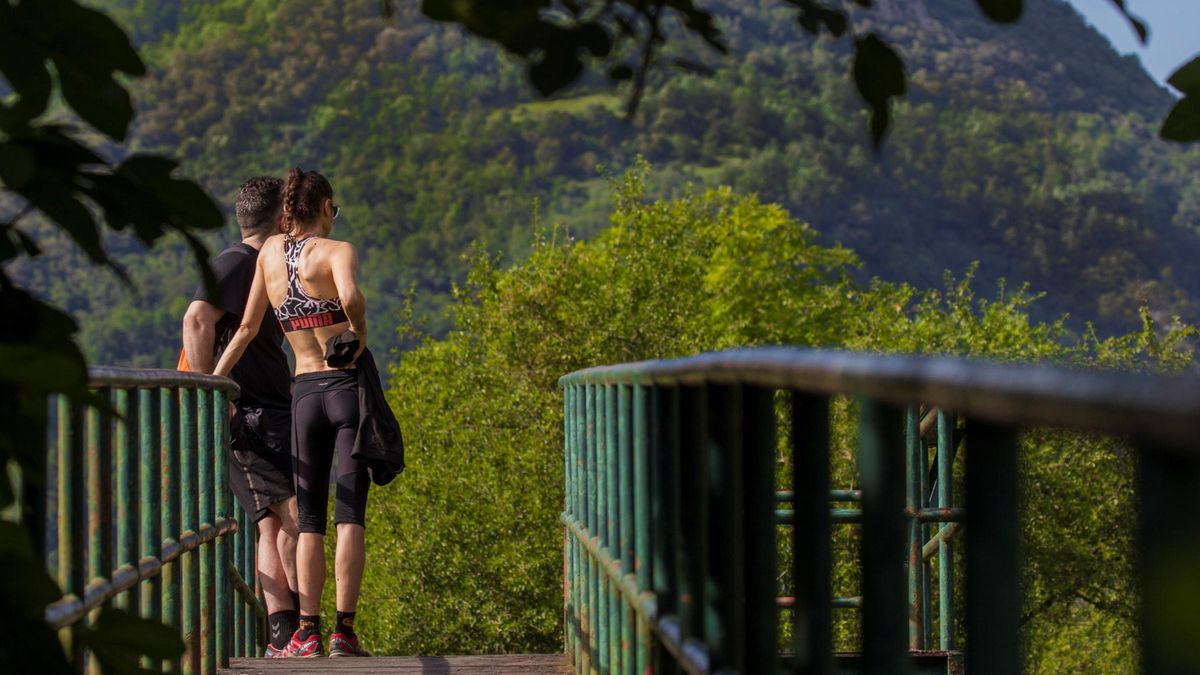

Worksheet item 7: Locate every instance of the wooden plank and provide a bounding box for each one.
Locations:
[222,654,572,674]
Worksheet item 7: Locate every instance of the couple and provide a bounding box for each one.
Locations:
[183,169,401,658]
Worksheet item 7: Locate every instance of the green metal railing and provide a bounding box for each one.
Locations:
[560,348,1200,675]
[38,367,264,674]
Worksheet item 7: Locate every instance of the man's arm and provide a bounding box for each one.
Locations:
[182,300,225,374]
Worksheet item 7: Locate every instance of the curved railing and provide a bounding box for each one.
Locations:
[560,348,1200,675]
[39,367,263,674]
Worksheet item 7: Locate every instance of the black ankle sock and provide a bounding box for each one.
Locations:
[268,610,298,650]
[297,614,321,640]
[335,611,356,638]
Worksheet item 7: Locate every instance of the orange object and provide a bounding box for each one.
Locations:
[177,349,191,372]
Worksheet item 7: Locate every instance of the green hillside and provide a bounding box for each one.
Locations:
[9,0,1200,366]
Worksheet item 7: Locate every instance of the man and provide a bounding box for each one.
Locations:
[182,176,300,658]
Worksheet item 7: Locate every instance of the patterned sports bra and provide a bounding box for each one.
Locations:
[273,235,349,332]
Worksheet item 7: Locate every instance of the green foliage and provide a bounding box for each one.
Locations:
[371,164,1193,672]
[21,0,1200,369]
[0,0,218,670]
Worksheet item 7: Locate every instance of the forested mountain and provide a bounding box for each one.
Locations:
[10,0,1200,366]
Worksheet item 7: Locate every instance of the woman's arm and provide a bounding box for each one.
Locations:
[331,242,367,353]
[213,256,269,378]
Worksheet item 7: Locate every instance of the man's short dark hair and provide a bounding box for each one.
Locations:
[236,176,284,237]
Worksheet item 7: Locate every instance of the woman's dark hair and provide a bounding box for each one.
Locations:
[281,167,333,234]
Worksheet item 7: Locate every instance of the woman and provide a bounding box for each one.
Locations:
[215,168,371,658]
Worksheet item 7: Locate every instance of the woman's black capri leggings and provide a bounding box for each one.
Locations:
[291,370,370,534]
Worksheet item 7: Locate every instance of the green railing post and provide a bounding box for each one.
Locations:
[742,386,776,675]
[565,384,576,667]
[936,411,955,651]
[232,508,244,658]
[58,396,86,669]
[617,384,634,675]
[139,388,162,671]
[197,389,215,675]
[964,420,1019,675]
[632,383,651,675]
[214,389,230,668]
[162,386,182,673]
[573,383,586,672]
[650,384,679,675]
[859,399,907,675]
[595,383,610,675]
[563,385,573,664]
[919,422,933,647]
[114,388,138,612]
[704,384,745,672]
[247,523,259,648]
[904,406,924,651]
[791,393,831,675]
[86,392,112,675]
[605,385,621,675]
[179,387,199,675]
[590,383,602,673]
[1138,443,1200,675]
[676,385,707,655]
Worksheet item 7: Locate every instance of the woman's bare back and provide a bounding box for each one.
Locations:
[260,234,356,374]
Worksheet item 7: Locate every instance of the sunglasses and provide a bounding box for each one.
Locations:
[332,203,341,220]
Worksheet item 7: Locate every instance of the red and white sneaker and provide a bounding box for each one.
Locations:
[328,632,370,657]
[284,631,324,658]
[263,644,287,658]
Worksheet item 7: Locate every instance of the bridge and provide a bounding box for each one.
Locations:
[10,349,1200,673]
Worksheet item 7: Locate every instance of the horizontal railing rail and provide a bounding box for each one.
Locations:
[33,367,264,675]
[563,348,1200,447]
[560,347,1200,675]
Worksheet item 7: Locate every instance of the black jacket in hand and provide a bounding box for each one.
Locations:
[325,331,405,485]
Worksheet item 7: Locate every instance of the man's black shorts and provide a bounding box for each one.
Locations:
[229,404,294,523]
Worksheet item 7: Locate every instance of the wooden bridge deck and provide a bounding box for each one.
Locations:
[221,654,571,674]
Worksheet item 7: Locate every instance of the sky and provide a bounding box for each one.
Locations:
[1067,0,1197,86]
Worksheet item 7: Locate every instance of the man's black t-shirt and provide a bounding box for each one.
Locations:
[192,243,291,411]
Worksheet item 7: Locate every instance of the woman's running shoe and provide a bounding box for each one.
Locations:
[328,633,370,657]
[284,631,324,657]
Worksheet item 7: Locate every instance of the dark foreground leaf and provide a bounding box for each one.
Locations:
[1106,0,1148,43]
[1161,96,1200,143]
[1167,55,1200,95]
[853,34,907,149]
[0,522,72,675]
[84,607,186,675]
[975,0,1023,23]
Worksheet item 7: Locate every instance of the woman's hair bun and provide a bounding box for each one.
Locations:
[280,167,333,234]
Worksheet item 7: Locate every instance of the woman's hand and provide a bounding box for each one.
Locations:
[352,336,366,365]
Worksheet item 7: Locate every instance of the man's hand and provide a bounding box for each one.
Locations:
[182,300,224,374]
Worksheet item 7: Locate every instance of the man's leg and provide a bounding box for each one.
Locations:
[257,514,297,654]
[269,497,300,603]
[257,514,294,612]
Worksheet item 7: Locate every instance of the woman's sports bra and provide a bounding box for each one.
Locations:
[273,235,349,332]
